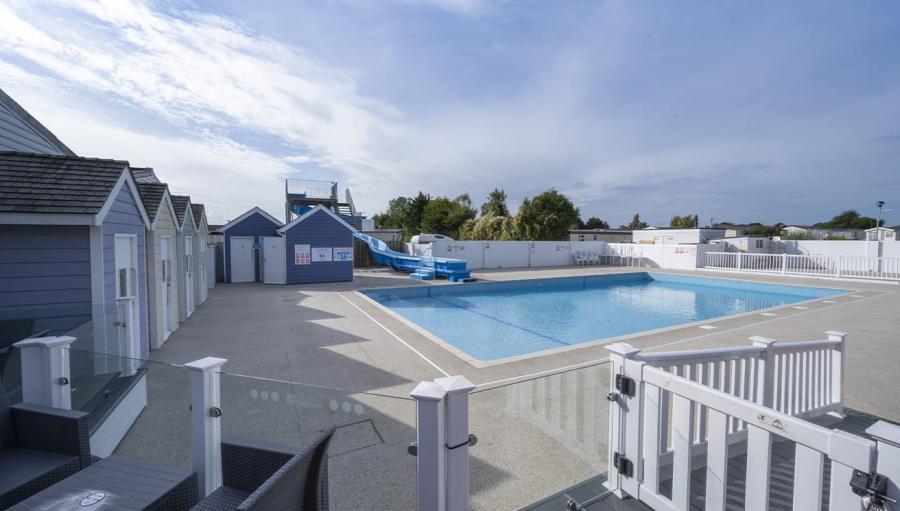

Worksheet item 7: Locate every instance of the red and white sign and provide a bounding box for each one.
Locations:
[294,244,310,265]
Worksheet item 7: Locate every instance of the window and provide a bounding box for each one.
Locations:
[578,235,585,241]
[755,240,764,249]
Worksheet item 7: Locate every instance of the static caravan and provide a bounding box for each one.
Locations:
[220,207,283,283]
[0,151,151,457]
[170,195,198,321]
[191,203,210,303]
[273,205,355,284]
[135,182,181,350]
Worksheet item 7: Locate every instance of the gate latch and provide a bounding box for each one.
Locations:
[850,469,895,510]
[615,374,636,397]
[613,452,633,478]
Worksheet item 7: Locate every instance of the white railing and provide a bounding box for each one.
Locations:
[702,251,900,281]
[606,332,877,511]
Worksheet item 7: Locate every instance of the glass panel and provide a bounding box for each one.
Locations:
[469,362,611,510]
[219,372,417,508]
[118,268,128,297]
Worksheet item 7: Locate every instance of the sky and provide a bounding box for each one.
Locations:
[1,0,898,227]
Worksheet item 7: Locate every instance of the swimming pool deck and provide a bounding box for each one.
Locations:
[120,266,900,510]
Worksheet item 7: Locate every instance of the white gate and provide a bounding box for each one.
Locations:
[605,332,897,510]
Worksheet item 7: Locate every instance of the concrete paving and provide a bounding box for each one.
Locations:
[114,266,900,510]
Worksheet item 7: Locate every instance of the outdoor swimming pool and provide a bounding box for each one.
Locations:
[361,273,844,362]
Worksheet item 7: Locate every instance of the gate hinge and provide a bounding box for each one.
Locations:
[613,452,633,478]
[615,374,636,397]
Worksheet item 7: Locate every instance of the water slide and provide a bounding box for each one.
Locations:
[353,232,472,281]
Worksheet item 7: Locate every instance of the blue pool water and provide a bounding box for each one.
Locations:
[362,273,843,361]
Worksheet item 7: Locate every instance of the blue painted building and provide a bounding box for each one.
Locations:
[277,205,355,284]
[220,207,282,283]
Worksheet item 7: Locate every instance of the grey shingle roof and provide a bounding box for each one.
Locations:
[191,203,205,228]
[171,195,192,227]
[0,151,128,214]
[135,183,167,223]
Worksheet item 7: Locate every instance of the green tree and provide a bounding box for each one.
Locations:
[625,213,649,230]
[670,214,699,228]
[460,213,520,240]
[515,189,581,240]
[814,210,883,229]
[420,194,477,239]
[584,217,609,229]
[480,188,509,217]
[744,222,784,237]
[372,192,432,240]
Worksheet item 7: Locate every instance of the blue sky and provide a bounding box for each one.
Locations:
[1,0,898,226]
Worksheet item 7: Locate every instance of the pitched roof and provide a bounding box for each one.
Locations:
[277,204,355,234]
[0,151,128,213]
[131,166,160,184]
[219,206,282,232]
[135,182,167,223]
[191,203,205,227]
[0,88,75,156]
[171,195,192,228]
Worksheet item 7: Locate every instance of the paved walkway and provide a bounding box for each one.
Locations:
[117,266,899,510]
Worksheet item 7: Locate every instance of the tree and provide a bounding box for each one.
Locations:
[583,217,609,229]
[743,222,785,237]
[670,214,699,228]
[515,189,581,240]
[480,188,509,217]
[420,194,477,239]
[373,192,432,240]
[625,213,649,230]
[814,210,883,229]
[459,213,520,240]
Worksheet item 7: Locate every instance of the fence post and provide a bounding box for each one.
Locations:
[606,342,643,498]
[836,255,843,278]
[781,253,787,274]
[185,356,227,497]
[750,336,777,408]
[826,331,847,412]
[436,375,476,511]
[866,421,900,504]
[14,336,75,410]
[737,252,743,270]
[411,381,447,511]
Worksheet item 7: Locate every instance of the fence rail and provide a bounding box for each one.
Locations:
[702,251,900,281]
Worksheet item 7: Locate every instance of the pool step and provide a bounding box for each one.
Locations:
[410,268,436,280]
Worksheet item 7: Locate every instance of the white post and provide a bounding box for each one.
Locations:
[751,336,777,408]
[436,375,476,511]
[185,356,227,497]
[826,331,847,412]
[836,255,843,278]
[781,253,787,274]
[605,342,643,498]
[14,336,75,409]
[866,421,900,504]
[411,381,447,511]
[737,252,743,270]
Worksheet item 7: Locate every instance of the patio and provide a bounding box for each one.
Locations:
[115,266,900,509]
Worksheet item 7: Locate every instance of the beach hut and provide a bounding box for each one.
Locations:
[191,203,211,303]
[170,195,198,321]
[220,207,282,283]
[275,205,355,284]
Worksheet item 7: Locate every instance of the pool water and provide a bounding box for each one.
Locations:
[362,273,843,361]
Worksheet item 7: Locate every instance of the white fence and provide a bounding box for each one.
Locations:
[703,251,900,281]
[605,332,887,511]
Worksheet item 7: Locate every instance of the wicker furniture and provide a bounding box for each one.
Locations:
[0,381,92,508]
[193,427,335,511]
[9,456,198,510]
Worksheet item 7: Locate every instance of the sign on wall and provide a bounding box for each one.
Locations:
[333,247,353,262]
[294,244,310,265]
[312,247,332,262]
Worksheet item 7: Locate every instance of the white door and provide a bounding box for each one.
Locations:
[230,237,255,282]
[160,236,174,339]
[185,236,194,316]
[262,237,286,284]
[199,243,208,301]
[114,235,140,374]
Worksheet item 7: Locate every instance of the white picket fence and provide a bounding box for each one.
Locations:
[703,251,900,281]
[605,332,890,511]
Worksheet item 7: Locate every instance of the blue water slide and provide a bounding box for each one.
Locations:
[353,232,471,281]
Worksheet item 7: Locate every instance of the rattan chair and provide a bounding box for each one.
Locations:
[193,427,335,511]
[0,380,92,508]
